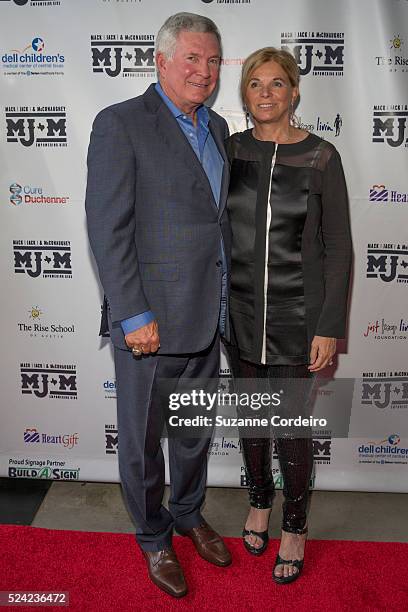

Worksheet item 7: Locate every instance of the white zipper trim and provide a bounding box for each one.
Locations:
[261,144,278,364]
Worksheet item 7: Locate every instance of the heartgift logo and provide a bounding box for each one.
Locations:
[369,183,408,204]
[24,427,79,449]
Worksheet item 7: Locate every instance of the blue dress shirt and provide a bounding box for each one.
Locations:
[121,82,227,336]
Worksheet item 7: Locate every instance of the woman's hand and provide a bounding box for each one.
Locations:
[308,336,336,372]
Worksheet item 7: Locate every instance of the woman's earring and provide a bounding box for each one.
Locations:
[244,106,250,129]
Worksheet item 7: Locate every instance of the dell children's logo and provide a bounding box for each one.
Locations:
[281,31,344,77]
[91,34,155,78]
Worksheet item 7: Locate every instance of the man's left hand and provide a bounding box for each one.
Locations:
[125,320,160,355]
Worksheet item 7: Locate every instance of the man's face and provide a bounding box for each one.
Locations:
[156,30,221,115]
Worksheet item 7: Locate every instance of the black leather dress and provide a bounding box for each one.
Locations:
[225,130,352,532]
[226,130,352,366]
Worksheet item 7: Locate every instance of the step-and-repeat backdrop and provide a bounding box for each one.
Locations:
[1,0,407,492]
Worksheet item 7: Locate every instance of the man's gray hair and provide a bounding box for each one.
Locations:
[156,12,221,58]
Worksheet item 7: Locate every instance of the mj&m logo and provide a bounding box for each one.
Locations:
[361,373,408,409]
[13,240,72,279]
[20,363,77,399]
[91,34,155,78]
[5,106,67,147]
[372,104,408,147]
[366,244,408,284]
[281,31,344,76]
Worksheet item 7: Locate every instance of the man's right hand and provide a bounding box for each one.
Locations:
[125,320,160,355]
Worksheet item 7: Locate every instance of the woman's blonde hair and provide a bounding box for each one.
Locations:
[240,47,300,106]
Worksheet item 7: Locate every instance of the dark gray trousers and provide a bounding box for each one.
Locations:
[114,334,220,551]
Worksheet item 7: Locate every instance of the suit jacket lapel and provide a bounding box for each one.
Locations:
[150,95,218,210]
[208,119,230,218]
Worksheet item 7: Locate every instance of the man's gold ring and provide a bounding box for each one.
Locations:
[132,347,142,356]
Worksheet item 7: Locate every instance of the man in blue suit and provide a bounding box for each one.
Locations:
[85,13,231,598]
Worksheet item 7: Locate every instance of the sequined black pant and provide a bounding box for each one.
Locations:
[226,347,314,534]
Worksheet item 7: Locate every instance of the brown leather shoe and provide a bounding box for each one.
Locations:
[142,548,187,598]
[180,521,232,567]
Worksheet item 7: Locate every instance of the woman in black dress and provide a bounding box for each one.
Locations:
[225,47,352,583]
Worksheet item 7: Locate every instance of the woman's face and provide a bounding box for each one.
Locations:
[245,60,298,127]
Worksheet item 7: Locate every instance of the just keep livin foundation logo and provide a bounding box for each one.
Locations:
[375,34,408,72]
[281,31,344,76]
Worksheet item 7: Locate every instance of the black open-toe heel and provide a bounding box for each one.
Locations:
[272,554,304,584]
[272,527,307,584]
[242,528,269,556]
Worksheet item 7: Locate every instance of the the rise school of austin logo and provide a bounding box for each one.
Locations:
[5,106,67,147]
[9,182,70,206]
[105,424,118,454]
[1,36,64,77]
[8,459,79,481]
[375,34,408,72]
[366,243,408,284]
[18,306,75,339]
[372,104,408,147]
[91,34,155,78]
[20,362,77,399]
[298,113,343,137]
[358,434,408,465]
[0,0,61,6]
[369,183,408,203]
[24,427,79,449]
[361,372,408,410]
[13,240,72,279]
[280,31,344,76]
[363,317,408,340]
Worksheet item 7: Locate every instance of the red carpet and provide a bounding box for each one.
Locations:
[0,525,407,611]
